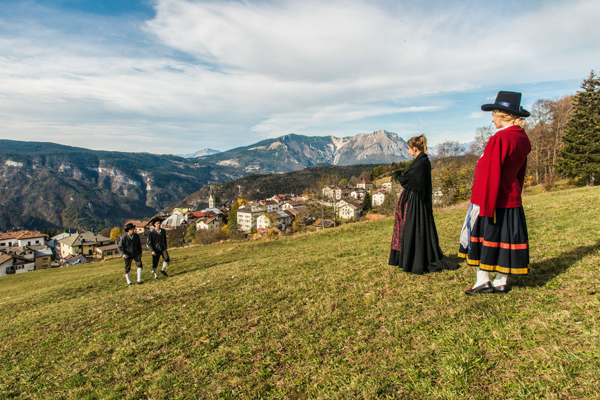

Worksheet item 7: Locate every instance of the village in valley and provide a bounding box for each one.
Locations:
[0,176,398,278]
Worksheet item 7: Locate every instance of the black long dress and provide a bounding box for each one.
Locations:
[389,153,459,274]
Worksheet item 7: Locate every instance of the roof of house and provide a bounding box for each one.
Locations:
[58,231,112,247]
[125,220,150,227]
[0,254,12,265]
[313,219,334,228]
[358,179,373,184]
[96,244,119,251]
[0,230,46,241]
[51,232,72,241]
[185,211,206,218]
[197,217,216,225]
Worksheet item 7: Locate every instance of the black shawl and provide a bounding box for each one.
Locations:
[398,153,432,216]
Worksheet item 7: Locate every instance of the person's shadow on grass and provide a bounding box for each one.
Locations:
[513,240,600,288]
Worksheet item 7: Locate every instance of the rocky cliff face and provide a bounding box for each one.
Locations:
[200,130,410,174]
[0,141,239,231]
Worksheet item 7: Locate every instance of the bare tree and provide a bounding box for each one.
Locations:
[434,141,464,158]
[469,125,495,156]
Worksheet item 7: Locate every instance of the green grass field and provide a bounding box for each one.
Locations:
[1,186,600,399]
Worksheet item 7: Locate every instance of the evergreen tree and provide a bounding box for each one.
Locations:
[556,71,600,186]
[362,192,372,212]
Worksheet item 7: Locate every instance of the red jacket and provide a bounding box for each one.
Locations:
[471,125,531,217]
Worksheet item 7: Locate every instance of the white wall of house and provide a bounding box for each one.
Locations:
[17,237,45,247]
[372,192,386,207]
[237,208,265,232]
[0,259,12,277]
[256,214,272,229]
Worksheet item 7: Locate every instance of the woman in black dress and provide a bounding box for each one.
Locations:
[389,135,459,274]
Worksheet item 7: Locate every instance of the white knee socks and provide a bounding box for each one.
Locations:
[162,261,168,272]
[125,272,132,285]
[474,268,490,287]
[137,267,142,283]
[493,273,508,287]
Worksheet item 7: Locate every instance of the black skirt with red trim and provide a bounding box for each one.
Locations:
[458,206,529,275]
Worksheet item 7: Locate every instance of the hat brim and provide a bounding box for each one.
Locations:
[148,216,165,225]
[481,103,530,118]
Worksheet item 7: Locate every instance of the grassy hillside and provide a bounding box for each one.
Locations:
[1,186,600,399]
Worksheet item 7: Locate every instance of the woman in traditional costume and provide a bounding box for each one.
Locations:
[389,135,459,274]
[460,91,531,294]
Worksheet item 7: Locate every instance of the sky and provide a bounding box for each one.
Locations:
[0,0,598,154]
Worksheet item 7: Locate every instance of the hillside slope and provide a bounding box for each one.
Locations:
[1,186,599,398]
[0,140,241,231]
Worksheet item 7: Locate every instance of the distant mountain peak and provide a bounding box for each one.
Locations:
[178,148,221,158]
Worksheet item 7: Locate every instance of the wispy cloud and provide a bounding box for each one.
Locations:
[0,0,599,152]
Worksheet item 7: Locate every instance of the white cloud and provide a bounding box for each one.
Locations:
[0,0,599,152]
[468,111,487,119]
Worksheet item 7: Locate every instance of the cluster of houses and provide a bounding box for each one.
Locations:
[0,231,53,277]
[1,177,400,278]
[237,194,307,235]
[321,178,395,217]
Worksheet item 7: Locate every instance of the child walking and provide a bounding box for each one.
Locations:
[118,222,144,285]
[147,216,170,279]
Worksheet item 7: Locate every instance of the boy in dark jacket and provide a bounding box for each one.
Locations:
[118,222,144,285]
[147,216,170,279]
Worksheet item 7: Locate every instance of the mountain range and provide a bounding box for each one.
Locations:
[0,130,411,231]
[197,130,411,174]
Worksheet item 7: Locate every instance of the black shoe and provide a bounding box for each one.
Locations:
[493,285,510,294]
[137,281,144,285]
[161,270,168,277]
[127,282,132,285]
[465,281,494,295]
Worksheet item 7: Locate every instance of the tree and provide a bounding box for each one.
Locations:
[99,227,112,238]
[556,71,600,186]
[433,141,464,158]
[381,190,399,216]
[362,192,372,212]
[226,199,247,232]
[526,96,573,187]
[338,178,348,186]
[469,125,494,156]
[185,223,197,244]
[110,227,123,241]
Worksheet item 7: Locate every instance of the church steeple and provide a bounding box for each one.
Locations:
[209,186,215,208]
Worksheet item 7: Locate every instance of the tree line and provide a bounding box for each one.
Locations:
[423,70,600,206]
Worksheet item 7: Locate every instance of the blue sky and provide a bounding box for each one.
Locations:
[0,0,598,154]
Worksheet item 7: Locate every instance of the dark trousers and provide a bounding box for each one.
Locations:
[124,255,143,273]
[152,250,170,270]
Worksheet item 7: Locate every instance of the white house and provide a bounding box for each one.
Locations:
[196,217,220,231]
[162,214,186,230]
[256,210,295,230]
[0,230,46,248]
[381,180,393,192]
[237,204,267,232]
[322,186,343,200]
[281,200,306,211]
[356,179,374,190]
[372,191,386,207]
[349,188,366,200]
[261,200,281,213]
[336,200,362,220]
[0,254,35,277]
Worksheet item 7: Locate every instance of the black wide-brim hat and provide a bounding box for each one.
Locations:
[148,216,165,225]
[481,91,530,118]
[124,222,136,232]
